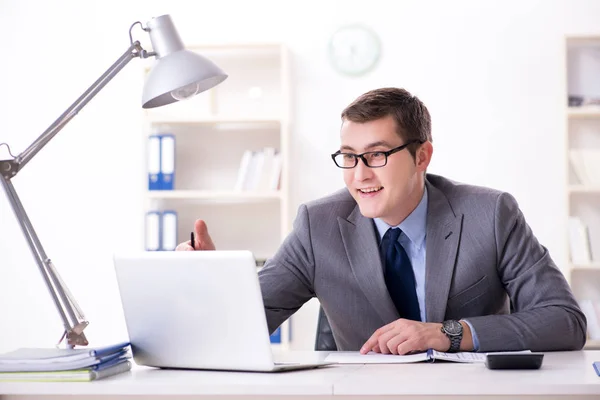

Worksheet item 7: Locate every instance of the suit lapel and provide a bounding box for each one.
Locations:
[338,206,399,324]
[424,180,464,323]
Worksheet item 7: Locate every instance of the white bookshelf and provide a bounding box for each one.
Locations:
[585,339,600,350]
[565,36,600,349]
[572,263,600,271]
[568,185,600,194]
[142,43,292,348]
[147,116,282,125]
[147,190,282,201]
[567,106,600,118]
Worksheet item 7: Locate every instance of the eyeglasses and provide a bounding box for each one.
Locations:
[331,140,423,169]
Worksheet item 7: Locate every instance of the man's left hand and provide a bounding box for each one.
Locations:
[360,319,450,355]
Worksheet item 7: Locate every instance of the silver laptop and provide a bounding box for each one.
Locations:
[113,250,331,372]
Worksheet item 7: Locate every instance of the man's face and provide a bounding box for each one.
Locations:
[339,115,428,226]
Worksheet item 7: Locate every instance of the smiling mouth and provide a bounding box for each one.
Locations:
[358,187,383,194]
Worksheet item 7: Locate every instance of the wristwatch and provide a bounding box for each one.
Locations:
[441,320,463,353]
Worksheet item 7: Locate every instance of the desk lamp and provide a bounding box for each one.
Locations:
[0,15,227,348]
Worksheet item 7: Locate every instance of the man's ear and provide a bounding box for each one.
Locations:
[416,141,433,171]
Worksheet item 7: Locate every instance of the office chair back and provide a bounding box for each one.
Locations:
[314,306,338,351]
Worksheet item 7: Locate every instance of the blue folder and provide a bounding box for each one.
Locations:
[145,211,161,251]
[147,135,161,191]
[161,210,178,251]
[160,133,175,190]
[270,327,281,344]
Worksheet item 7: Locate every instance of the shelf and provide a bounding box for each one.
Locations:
[147,116,284,126]
[584,339,600,350]
[571,263,600,271]
[142,43,292,347]
[568,107,600,118]
[566,36,600,47]
[147,190,282,202]
[568,185,600,194]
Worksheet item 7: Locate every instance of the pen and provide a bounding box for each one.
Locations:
[191,231,195,250]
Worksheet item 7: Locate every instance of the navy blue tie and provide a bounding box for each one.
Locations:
[382,228,421,321]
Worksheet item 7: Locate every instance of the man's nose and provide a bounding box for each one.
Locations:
[353,158,373,181]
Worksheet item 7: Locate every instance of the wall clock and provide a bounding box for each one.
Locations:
[328,24,381,77]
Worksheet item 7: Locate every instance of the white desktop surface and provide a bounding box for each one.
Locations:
[0,350,599,399]
[334,350,600,398]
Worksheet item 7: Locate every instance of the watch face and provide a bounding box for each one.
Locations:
[328,24,381,76]
[443,320,462,336]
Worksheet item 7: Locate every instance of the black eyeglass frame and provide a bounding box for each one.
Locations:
[331,139,424,169]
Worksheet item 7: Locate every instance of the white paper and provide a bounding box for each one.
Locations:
[324,351,430,364]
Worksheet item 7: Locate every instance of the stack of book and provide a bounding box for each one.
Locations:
[0,342,131,382]
[234,147,282,192]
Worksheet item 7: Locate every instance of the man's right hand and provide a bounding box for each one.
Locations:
[175,219,216,251]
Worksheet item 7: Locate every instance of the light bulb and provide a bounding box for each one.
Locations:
[171,82,200,101]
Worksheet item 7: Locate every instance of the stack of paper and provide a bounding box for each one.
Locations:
[0,342,131,382]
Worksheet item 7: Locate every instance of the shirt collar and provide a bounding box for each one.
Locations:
[373,186,428,249]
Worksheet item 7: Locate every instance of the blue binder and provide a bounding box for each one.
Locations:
[147,135,161,191]
[269,327,281,344]
[161,210,178,251]
[160,134,175,190]
[145,211,161,251]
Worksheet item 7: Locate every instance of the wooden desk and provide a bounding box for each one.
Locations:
[1,351,599,400]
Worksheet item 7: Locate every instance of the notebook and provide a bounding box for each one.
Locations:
[113,251,332,372]
[325,349,532,364]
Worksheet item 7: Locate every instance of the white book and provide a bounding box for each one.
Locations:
[570,149,600,186]
[0,360,132,381]
[234,150,253,191]
[269,152,282,190]
[580,149,600,186]
[567,216,592,265]
[244,151,265,191]
[256,147,276,191]
[570,149,591,186]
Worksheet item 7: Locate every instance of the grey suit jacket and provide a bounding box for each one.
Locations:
[258,174,587,352]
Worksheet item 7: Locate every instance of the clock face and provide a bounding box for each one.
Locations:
[328,24,381,76]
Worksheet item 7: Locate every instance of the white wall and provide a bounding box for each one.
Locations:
[0,0,599,352]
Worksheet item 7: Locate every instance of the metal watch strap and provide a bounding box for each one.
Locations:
[442,320,463,353]
[448,334,461,352]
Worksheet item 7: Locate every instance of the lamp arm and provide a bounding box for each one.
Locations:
[0,41,145,347]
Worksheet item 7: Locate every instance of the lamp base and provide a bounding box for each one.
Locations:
[59,322,89,347]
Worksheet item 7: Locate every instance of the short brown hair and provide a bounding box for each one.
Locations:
[341,87,432,159]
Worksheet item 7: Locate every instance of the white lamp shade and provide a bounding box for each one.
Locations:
[142,49,228,108]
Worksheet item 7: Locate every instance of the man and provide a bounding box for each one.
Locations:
[177,87,586,354]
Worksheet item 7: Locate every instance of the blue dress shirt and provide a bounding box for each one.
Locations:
[373,187,480,350]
